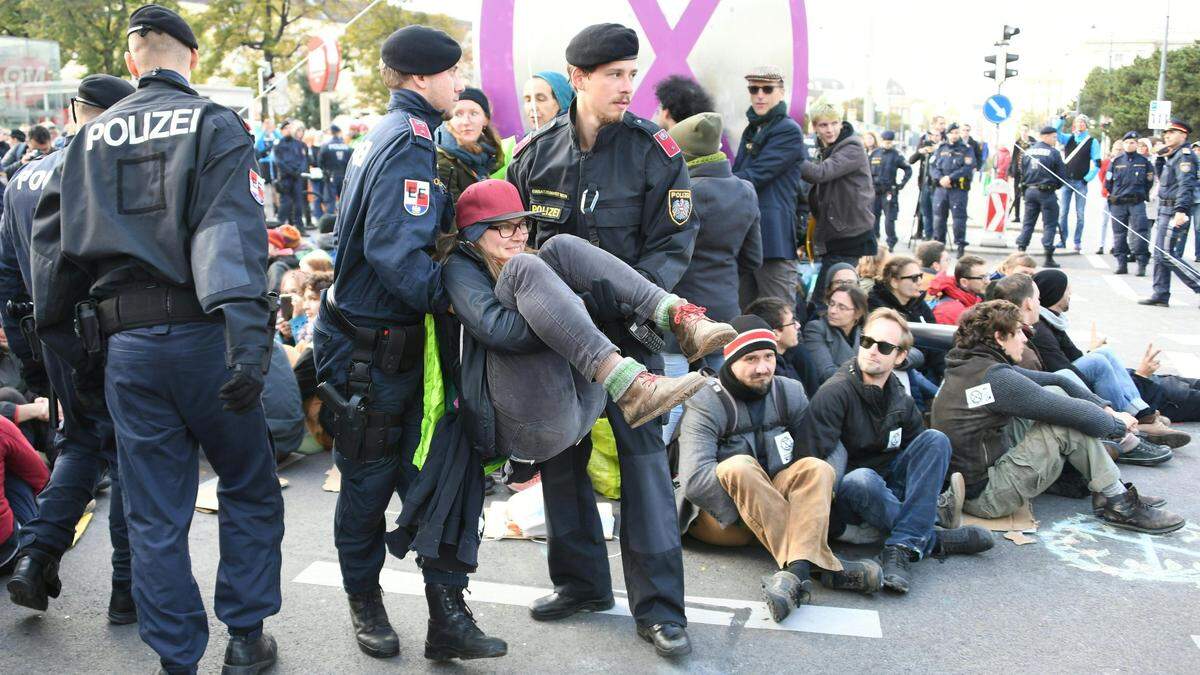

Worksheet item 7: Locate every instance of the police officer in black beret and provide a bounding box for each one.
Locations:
[30,5,283,672]
[4,75,137,626]
[506,22,695,658]
[310,25,506,662]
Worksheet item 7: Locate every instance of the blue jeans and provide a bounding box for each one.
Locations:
[833,429,951,558]
[1058,178,1088,247]
[661,351,724,444]
[1073,348,1148,415]
[919,184,935,238]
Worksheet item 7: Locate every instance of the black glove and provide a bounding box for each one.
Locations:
[579,278,626,327]
[219,364,265,414]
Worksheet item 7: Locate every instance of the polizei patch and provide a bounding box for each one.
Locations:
[668,189,692,226]
[85,107,202,150]
[403,179,430,216]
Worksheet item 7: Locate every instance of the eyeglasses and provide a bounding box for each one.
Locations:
[898,273,923,283]
[860,334,901,355]
[776,320,800,330]
[827,301,855,313]
[488,219,531,239]
[748,85,777,95]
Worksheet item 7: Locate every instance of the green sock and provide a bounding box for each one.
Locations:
[603,357,646,400]
[654,294,681,331]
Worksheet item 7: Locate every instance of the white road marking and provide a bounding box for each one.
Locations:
[1085,254,1110,270]
[293,560,882,639]
[1160,334,1200,347]
[1164,351,1200,378]
[1101,274,1138,301]
[1193,635,1200,650]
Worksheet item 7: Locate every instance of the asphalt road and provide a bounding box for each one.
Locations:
[4,208,1200,673]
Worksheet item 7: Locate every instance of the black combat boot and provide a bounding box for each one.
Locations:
[347,588,399,658]
[6,549,62,611]
[107,584,138,625]
[1042,250,1060,269]
[1115,260,1128,275]
[424,584,507,661]
[221,631,277,675]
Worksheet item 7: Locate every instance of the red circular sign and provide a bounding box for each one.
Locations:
[306,36,341,93]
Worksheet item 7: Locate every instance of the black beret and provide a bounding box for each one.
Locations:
[1039,126,1057,135]
[381,25,461,75]
[457,87,491,118]
[76,74,136,110]
[566,23,639,69]
[947,122,960,132]
[127,4,198,50]
[1122,131,1139,140]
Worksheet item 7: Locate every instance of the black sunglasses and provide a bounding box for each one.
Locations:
[898,273,923,283]
[860,335,901,355]
[748,85,776,95]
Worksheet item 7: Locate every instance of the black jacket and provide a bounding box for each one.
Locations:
[1028,316,1083,378]
[867,284,936,325]
[798,360,925,474]
[441,242,544,458]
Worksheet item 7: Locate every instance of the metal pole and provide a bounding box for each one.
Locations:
[1156,0,1169,100]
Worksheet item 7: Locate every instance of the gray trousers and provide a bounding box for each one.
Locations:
[489,234,670,462]
[739,259,798,309]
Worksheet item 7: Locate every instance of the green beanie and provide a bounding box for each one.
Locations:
[669,112,723,162]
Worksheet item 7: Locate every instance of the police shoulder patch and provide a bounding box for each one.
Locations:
[653,129,681,158]
[403,179,431,216]
[964,156,974,165]
[668,189,692,226]
[408,116,432,141]
[248,169,265,205]
[1181,161,1194,174]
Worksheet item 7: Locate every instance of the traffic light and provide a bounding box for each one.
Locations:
[1004,51,1019,79]
[985,53,998,80]
[984,25,1020,84]
[1003,25,1020,40]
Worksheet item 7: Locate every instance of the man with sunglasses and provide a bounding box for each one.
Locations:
[799,308,993,595]
[733,65,807,308]
[927,254,987,325]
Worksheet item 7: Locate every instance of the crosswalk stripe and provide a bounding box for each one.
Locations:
[1101,275,1138,301]
[1163,351,1200,378]
[1085,254,1110,270]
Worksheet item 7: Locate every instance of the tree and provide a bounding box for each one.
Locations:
[1077,43,1200,136]
[293,68,342,129]
[8,1,181,76]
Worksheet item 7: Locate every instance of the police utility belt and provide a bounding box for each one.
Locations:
[316,284,423,462]
[90,284,217,338]
[1033,184,1058,192]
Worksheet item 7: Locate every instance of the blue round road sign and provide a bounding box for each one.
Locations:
[983,94,1013,124]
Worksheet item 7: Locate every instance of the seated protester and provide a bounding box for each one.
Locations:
[927,254,987,325]
[440,180,734,458]
[294,272,332,348]
[0,415,48,574]
[826,262,860,290]
[802,284,866,393]
[868,255,936,325]
[299,249,334,275]
[990,251,1037,281]
[855,244,889,295]
[266,227,300,292]
[914,240,950,293]
[932,301,1185,535]
[1030,270,1188,450]
[799,308,993,595]
[745,297,806,385]
[262,341,305,461]
[675,315,881,623]
[276,269,310,346]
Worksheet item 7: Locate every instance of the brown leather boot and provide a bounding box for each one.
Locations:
[1096,485,1185,534]
[669,303,736,364]
[1091,482,1166,515]
[1136,414,1191,448]
[616,371,707,428]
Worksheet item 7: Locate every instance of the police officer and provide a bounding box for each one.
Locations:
[318,124,351,216]
[31,7,283,673]
[506,23,695,658]
[869,130,912,250]
[1015,126,1067,268]
[274,120,308,227]
[929,122,974,255]
[1139,119,1200,307]
[1105,131,1155,275]
[3,75,136,625]
[310,26,506,662]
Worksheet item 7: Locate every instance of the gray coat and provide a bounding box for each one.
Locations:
[802,317,860,392]
[799,122,875,255]
[670,158,761,325]
[675,376,810,532]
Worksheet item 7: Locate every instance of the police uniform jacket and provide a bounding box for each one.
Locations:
[330,88,452,327]
[731,114,807,260]
[1104,151,1153,203]
[318,138,351,182]
[506,103,696,291]
[929,140,974,187]
[274,135,308,180]
[1020,141,1066,189]
[1155,145,1196,216]
[31,69,271,370]
[868,147,912,191]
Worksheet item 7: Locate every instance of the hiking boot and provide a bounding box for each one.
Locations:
[879,545,914,594]
[107,585,138,625]
[636,622,691,658]
[616,371,707,428]
[1096,485,1185,535]
[1116,438,1173,466]
[1114,262,1128,275]
[670,302,736,364]
[6,550,61,612]
[347,589,399,658]
[1136,261,1148,277]
[936,472,965,529]
[1136,417,1191,449]
[424,584,507,661]
[934,526,994,556]
[761,570,811,622]
[1096,246,1105,255]
[1138,297,1168,307]
[221,631,277,675]
[817,558,882,595]
[1091,482,1166,515]
[529,592,614,621]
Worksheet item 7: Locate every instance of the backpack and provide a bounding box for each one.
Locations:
[667,377,795,479]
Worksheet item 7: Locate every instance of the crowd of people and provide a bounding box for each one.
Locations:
[0,5,1198,673]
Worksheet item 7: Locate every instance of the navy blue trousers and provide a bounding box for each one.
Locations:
[105,322,283,671]
[932,187,969,247]
[1016,188,1061,251]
